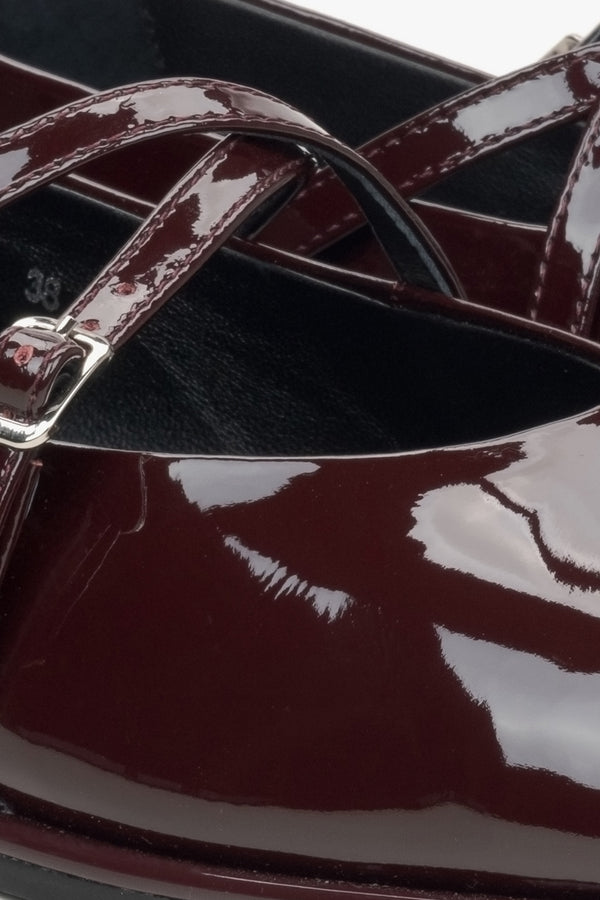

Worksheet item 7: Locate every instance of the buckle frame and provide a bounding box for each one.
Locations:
[0,315,111,450]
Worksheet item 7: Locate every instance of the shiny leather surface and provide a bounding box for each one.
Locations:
[3,404,600,896]
[0,83,311,617]
[0,55,543,321]
[0,52,220,214]
[68,135,306,347]
[325,202,548,318]
[0,78,327,200]
[0,101,600,891]
[0,817,526,900]
[0,325,76,603]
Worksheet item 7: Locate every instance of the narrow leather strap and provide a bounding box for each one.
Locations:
[0,54,219,213]
[0,74,468,431]
[0,322,91,587]
[365,49,600,195]
[0,77,459,297]
[69,135,307,348]
[528,102,600,335]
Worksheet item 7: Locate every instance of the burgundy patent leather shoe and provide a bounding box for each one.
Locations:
[1,76,600,900]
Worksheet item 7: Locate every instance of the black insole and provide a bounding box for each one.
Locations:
[1,185,599,456]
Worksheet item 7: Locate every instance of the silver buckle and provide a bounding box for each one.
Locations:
[0,315,111,450]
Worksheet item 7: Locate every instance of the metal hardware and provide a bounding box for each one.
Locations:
[542,33,581,59]
[0,315,112,450]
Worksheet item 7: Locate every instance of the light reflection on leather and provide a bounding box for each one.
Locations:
[437,625,600,789]
[0,147,30,186]
[410,413,600,610]
[169,458,319,509]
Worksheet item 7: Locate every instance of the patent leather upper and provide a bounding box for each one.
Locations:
[4,406,600,898]
[3,64,600,900]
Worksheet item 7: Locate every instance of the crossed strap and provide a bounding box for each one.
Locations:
[259,46,600,337]
[0,75,458,585]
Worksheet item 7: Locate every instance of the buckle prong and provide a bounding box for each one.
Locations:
[55,314,78,336]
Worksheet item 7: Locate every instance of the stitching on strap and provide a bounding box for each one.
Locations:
[300,49,587,199]
[530,106,600,328]
[109,157,302,344]
[0,78,311,148]
[66,137,301,345]
[286,51,598,255]
[0,79,326,205]
[291,98,590,257]
[71,139,239,317]
[571,228,600,334]
[378,103,589,192]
